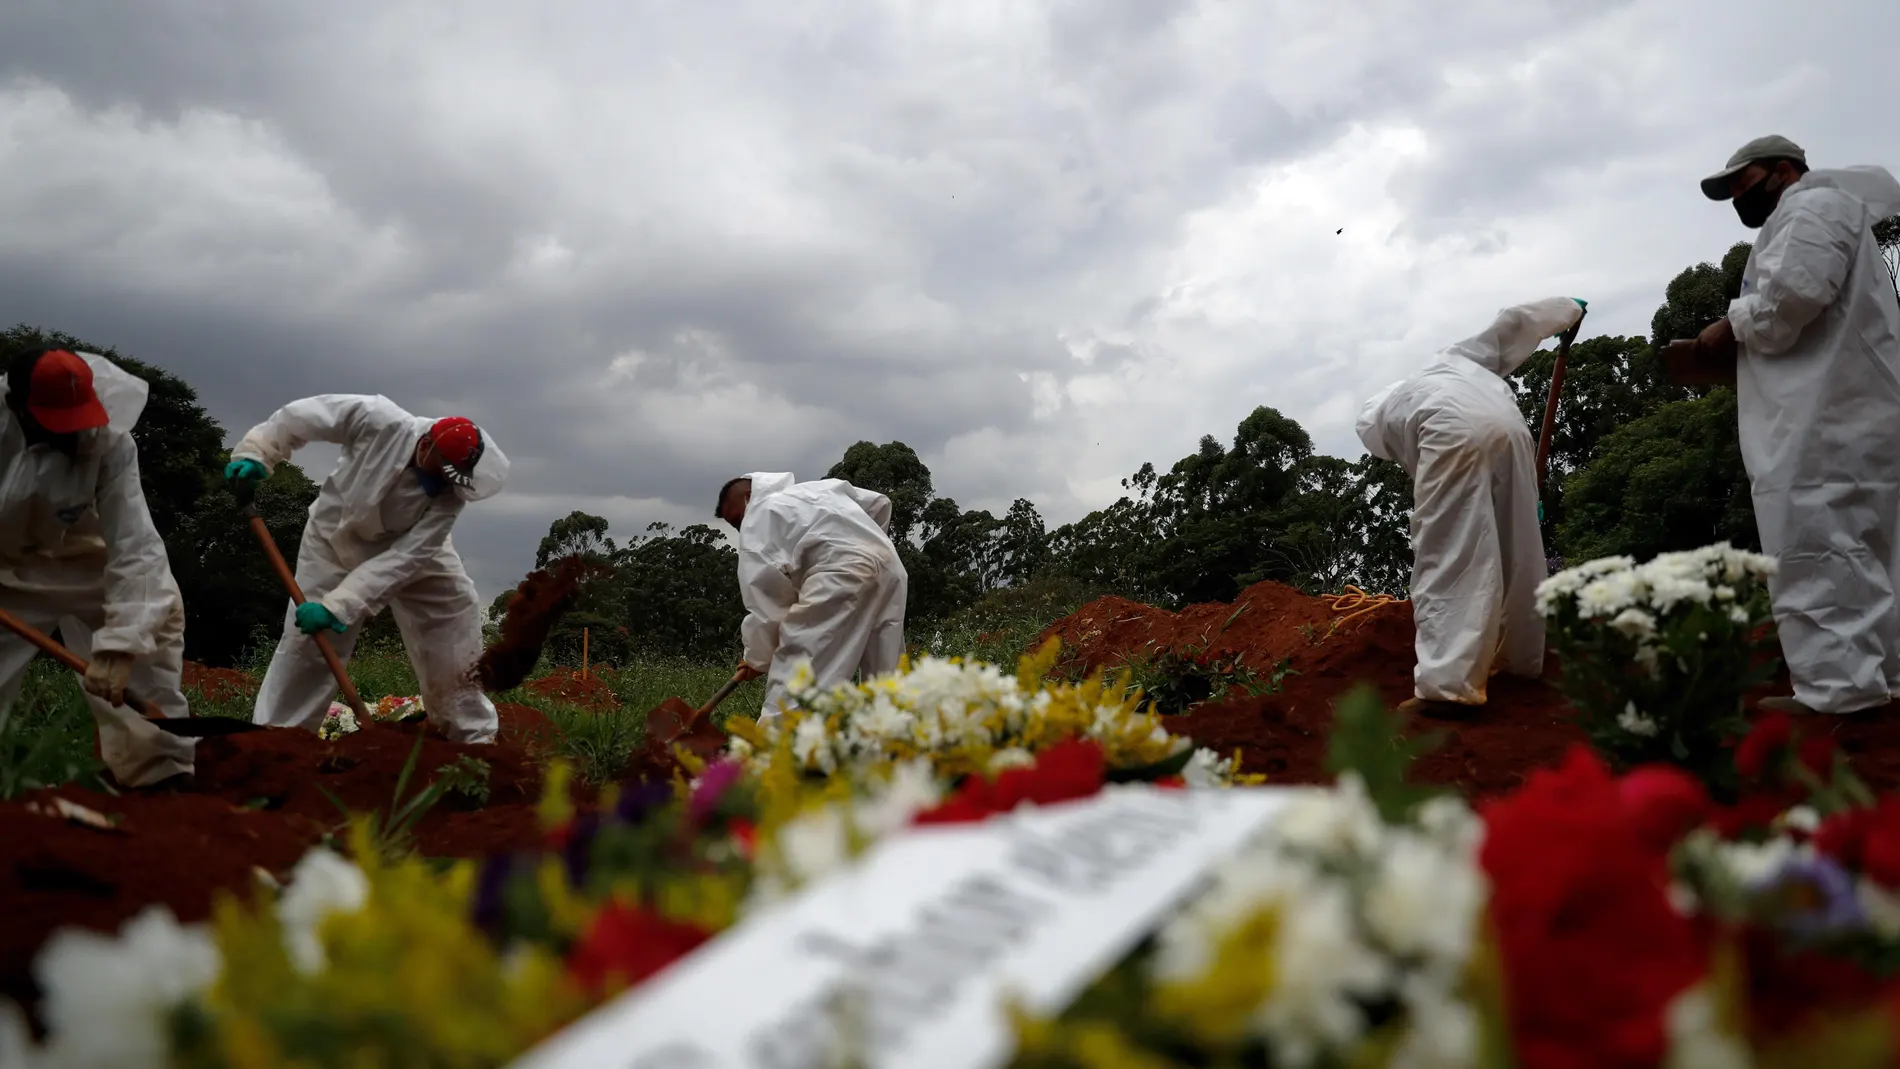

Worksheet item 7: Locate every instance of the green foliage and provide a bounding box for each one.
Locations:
[535,510,615,570]
[1116,643,1292,717]
[1325,684,1444,824]
[322,734,491,861]
[826,440,934,544]
[922,574,1106,666]
[1557,391,1759,563]
[1649,242,1753,352]
[0,661,109,800]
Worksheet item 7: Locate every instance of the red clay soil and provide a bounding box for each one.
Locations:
[1045,582,1900,799]
[0,715,569,1028]
[526,667,620,711]
[180,661,256,702]
[476,556,594,692]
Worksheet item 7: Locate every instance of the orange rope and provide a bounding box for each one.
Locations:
[1323,585,1406,627]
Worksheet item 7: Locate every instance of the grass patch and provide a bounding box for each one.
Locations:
[0,661,108,800]
[920,576,1107,667]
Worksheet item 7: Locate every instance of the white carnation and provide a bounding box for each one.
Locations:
[34,906,220,1069]
[276,847,369,973]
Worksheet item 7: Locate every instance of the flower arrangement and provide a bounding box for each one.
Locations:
[317,705,358,740]
[724,639,1248,791]
[1536,542,1779,790]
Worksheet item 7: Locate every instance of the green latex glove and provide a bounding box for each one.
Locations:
[1538,501,1546,524]
[224,457,267,487]
[295,602,349,636]
[1571,298,1588,311]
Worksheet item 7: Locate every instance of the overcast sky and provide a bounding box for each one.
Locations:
[3,1,1894,601]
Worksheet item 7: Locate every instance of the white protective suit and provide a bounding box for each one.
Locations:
[735,472,909,719]
[1730,166,1900,714]
[233,395,510,742]
[0,354,196,786]
[1356,297,1586,704]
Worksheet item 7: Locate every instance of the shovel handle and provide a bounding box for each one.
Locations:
[244,507,372,722]
[1536,321,1582,499]
[696,673,747,719]
[0,606,167,720]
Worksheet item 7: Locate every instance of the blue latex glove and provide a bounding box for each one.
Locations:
[224,457,267,487]
[295,602,349,636]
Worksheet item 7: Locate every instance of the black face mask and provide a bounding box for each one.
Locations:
[1733,173,1786,229]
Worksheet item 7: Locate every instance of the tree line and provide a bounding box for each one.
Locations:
[8,220,1895,667]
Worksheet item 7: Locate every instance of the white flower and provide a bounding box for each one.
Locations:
[791,715,836,773]
[1361,832,1485,972]
[318,706,359,741]
[1618,704,1661,737]
[1273,777,1384,859]
[276,847,369,973]
[34,906,220,1069]
[1775,807,1820,835]
[1182,748,1234,789]
[1414,795,1485,856]
[1727,606,1751,625]
[986,747,1036,773]
[1609,607,1659,639]
[0,1000,40,1069]
[1859,879,1900,939]
[1390,976,1479,1069]
[1663,984,1752,1069]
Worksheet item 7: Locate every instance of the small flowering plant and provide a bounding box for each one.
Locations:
[1536,542,1780,793]
[723,638,1247,791]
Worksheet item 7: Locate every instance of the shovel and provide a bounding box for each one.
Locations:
[0,606,264,736]
[1535,315,1586,518]
[240,499,373,724]
[645,671,748,753]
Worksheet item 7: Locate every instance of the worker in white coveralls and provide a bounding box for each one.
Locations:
[225,396,509,741]
[0,348,197,788]
[1357,296,1589,719]
[715,472,908,720]
[1685,136,1900,716]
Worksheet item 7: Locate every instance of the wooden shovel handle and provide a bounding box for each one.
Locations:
[1536,322,1582,498]
[696,673,747,719]
[0,605,166,720]
[244,507,372,722]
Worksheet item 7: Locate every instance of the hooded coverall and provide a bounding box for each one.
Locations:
[1357,297,1586,704]
[232,395,510,742]
[735,472,909,719]
[0,354,196,786]
[1730,166,1900,713]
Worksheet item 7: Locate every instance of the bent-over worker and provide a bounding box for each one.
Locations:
[0,348,197,787]
[715,472,908,720]
[226,395,509,742]
[1693,135,1900,716]
[1357,296,1588,719]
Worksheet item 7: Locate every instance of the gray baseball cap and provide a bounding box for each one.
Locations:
[1701,135,1806,200]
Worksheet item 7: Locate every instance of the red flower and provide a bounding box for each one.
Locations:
[1796,735,1837,779]
[567,902,711,995]
[543,820,575,851]
[1741,925,1888,1038]
[914,740,1107,825]
[1481,747,1707,1069]
[1615,765,1712,854]
[1708,789,1803,840]
[1154,776,1188,790]
[1735,712,1794,780]
[728,818,757,858]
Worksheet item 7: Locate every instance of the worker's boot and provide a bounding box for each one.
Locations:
[1397,697,1480,720]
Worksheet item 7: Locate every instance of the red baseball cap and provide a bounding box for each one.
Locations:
[27,350,110,434]
[426,416,485,487]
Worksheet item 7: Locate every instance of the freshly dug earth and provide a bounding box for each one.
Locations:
[1041,581,1900,799]
[526,667,620,711]
[0,709,569,1028]
[180,661,256,702]
[476,556,593,692]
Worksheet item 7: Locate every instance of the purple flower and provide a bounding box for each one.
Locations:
[1546,557,1567,576]
[471,853,516,940]
[613,780,675,827]
[561,811,603,887]
[1757,855,1866,940]
[688,760,746,825]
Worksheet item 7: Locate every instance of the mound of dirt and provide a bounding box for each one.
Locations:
[526,668,620,712]
[476,557,594,692]
[180,662,256,702]
[1043,582,1582,799]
